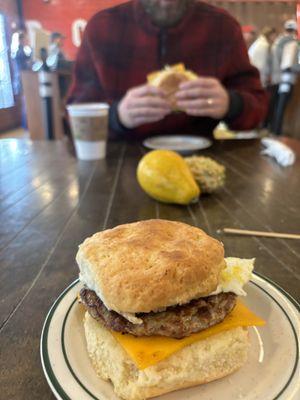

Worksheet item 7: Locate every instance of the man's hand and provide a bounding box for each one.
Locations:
[118,85,171,129]
[176,78,230,119]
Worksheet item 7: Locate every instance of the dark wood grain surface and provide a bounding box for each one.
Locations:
[0,137,299,399]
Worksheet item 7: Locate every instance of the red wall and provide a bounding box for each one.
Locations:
[23,0,300,59]
[23,0,127,59]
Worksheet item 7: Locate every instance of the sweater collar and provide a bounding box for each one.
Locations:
[133,0,196,35]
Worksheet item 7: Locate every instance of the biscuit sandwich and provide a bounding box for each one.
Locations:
[147,63,198,109]
[77,219,265,400]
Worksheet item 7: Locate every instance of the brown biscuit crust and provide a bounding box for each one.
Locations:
[76,219,225,313]
[157,72,190,107]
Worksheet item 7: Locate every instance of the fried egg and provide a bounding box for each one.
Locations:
[212,257,255,296]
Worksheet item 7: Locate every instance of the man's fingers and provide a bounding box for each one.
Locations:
[177,97,223,118]
[130,84,165,98]
[177,98,220,110]
[176,87,218,100]
[179,77,218,90]
[120,79,226,127]
[129,97,171,110]
[129,107,169,119]
[118,84,171,129]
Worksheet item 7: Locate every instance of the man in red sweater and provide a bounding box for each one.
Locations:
[68,0,268,139]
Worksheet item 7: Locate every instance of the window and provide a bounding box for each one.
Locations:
[0,13,14,109]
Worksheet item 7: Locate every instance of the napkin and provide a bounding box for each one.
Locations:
[261,138,296,167]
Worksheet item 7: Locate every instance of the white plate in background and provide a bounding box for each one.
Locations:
[234,131,260,139]
[143,135,212,154]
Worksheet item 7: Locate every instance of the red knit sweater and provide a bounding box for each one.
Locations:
[68,1,268,139]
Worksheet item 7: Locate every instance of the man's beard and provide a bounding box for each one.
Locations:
[140,0,193,28]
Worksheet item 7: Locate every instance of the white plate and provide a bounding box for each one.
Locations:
[234,131,260,140]
[41,274,300,400]
[214,131,260,140]
[143,135,212,154]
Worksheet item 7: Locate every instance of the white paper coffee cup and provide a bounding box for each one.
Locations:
[67,103,109,161]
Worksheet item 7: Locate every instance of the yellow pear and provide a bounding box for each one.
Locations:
[137,150,200,205]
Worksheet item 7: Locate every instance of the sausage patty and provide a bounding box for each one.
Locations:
[80,288,237,339]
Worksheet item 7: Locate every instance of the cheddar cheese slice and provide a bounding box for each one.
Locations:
[111,301,265,370]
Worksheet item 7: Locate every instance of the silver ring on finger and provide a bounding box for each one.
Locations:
[207,98,214,106]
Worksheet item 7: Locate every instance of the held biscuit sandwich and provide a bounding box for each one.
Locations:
[77,219,265,400]
[147,63,198,109]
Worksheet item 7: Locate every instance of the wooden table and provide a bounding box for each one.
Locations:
[0,137,299,399]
